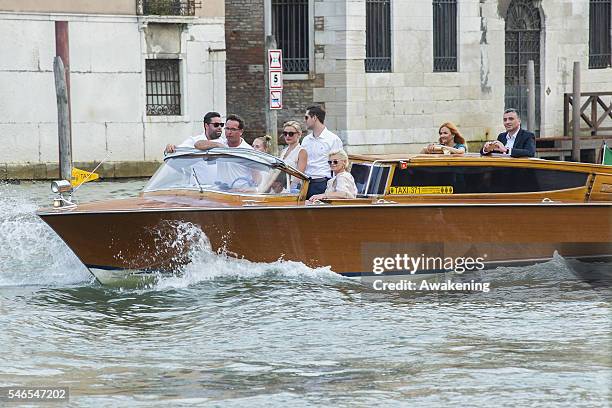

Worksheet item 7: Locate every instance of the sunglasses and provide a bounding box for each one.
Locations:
[207,122,224,128]
[225,127,240,132]
[327,159,341,165]
[283,131,297,137]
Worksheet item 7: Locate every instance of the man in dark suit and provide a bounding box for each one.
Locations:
[481,108,536,157]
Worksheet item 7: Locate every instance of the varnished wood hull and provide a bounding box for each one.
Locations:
[39,202,612,284]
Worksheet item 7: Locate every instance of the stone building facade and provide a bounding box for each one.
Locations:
[0,0,226,178]
[225,0,612,154]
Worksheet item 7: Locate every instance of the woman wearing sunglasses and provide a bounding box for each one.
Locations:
[308,149,357,202]
[279,121,308,190]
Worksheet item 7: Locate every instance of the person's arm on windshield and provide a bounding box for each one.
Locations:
[194,140,224,150]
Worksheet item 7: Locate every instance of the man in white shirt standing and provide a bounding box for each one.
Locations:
[302,105,344,198]
[481,108,535,157]
[165,111,226,153]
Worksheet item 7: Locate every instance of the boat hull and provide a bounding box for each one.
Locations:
[39,203,612,284]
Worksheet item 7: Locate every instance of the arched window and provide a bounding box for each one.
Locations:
[505,0,541,133]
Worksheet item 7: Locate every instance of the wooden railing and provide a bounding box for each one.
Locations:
[564,92,612,137]
[536,92,611,162]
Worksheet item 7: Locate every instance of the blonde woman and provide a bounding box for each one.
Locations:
[308,149,357,201]
[279,120,308,190]
[253,135,272,153]
[280,121,307,170]
[421,122,467,154]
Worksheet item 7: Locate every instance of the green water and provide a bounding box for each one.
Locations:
[0,181,610,407]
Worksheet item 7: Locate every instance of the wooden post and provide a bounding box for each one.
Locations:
[572,61,581,162]
[526,60,535,133]
[591,96,597,136]
[265,35,279,156]
[563,93,569,136]
[54,56,72,181]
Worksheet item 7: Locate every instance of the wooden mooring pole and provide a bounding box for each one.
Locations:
[54,21,72,181]
[526,60,535,133]
[572,61,581,162]
[53,56,72,181]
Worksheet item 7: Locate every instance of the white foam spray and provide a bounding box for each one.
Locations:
[0,183,91,286]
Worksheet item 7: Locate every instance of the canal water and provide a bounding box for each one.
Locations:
[0,181,610,407]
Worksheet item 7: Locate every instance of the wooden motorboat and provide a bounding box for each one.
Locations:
[37,148,612,285]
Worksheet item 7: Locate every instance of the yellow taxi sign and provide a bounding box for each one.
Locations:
[71,167,99,187]
[389,186,454,195]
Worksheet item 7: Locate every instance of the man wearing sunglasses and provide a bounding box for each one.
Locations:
[164,111,226,154]
[302,105,344,199]
[194,114,253,150]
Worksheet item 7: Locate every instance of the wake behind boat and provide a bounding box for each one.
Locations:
[37,147,612,285]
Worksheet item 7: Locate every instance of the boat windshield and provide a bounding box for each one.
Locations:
[143,154,296,195]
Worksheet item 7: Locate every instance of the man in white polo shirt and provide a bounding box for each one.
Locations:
[302,105,344,199]
[165,111,226,153]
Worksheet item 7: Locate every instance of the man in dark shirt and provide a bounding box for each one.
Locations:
[481,108,536,157]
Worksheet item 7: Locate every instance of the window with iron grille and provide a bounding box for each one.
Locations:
[146,59,181,116]
[365,0,391,72]
[137,0,199,16]
[589,0,612,69]
[433,0,457,72]
[272,0,309,74]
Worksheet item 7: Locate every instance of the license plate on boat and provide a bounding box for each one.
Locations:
[389,186,454,195]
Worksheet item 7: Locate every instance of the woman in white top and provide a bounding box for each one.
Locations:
[308,149,357,201]
[280,120,308,190]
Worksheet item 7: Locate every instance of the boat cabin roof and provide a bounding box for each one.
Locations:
[164,147,308,180]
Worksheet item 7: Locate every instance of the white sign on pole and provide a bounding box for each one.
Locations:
[270,90,282,110]
[268,49,282,70]
[269,70,283,89]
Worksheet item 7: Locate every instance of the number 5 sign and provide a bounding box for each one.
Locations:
[269,70,283,89]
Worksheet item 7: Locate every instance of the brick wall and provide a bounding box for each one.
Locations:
[225,0,318,144]
[225,0,266,142]
[276,75,323,144]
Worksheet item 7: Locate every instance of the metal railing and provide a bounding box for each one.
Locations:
[137,0,200,16]
[146,59,181,116]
